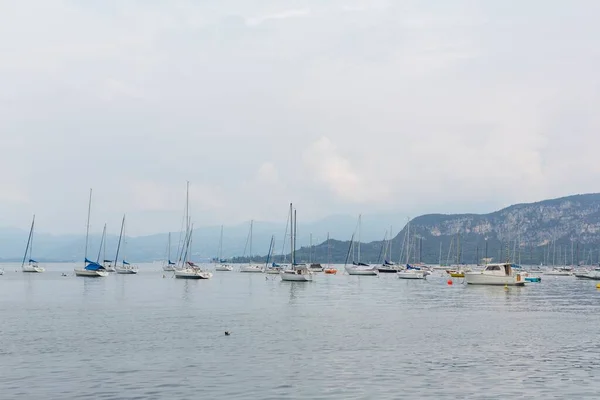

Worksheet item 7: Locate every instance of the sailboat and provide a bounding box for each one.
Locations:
[344,215,378,276]
[21,215,45,273]
[397,218,426,280]
[74,189,109,277]
[280,204,314,281]
[308,233,323,272]
[378,227,400,273]
[215,226,233,271]
[265,235,281,274]
[240,220,264,273]
[174,182,213,280]
[324,232,337,274]
[162,232,177,271]
[96,223,115,272]
[114,215,139,274]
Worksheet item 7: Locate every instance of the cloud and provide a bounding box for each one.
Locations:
[245,8,311,26]
[1,0,600,235]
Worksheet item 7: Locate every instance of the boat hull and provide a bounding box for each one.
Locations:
[324,269,337,274]
[345,266,378,276]
[280,271,313,282]
[74,269,109,277]
[464,272,525,286]
[22,266,45,273]
[397,271,426,279]
[265,269,281,274]
[240,266,264,273]
[378,267,400,273]
[162,265,176,272]
[215,265,233,272]
[115,268,138,274]
[174,269,213,279]
[574,273,600,280]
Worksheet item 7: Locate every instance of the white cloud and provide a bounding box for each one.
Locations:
[245,8,311,26]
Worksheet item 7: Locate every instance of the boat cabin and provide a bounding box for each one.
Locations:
[483,263,515,276]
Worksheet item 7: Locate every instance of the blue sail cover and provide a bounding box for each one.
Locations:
[406,264,421,270]
[85,259,105,271]
[103,259,113,263]
[28,259,38,263]
[123,260,130,265]
[384,260,394,266]
[168,260,175,265]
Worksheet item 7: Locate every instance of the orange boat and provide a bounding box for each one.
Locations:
[324,268,337,274]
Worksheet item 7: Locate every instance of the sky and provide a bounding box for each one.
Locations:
[1,0,600,236]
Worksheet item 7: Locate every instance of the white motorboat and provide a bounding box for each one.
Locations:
[21,215,45,273]
[215,264,234,272]
[74,189,108,278]
[574,268,600,280]
[397,269,426,280]
[464,263,525,286]
[240,264,264,273]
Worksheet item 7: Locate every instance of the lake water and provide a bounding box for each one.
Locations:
[1,263,600,399]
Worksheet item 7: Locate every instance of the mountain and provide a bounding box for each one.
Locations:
[242,193,600,265]
[3,193,599,264]
[0,213,395,262]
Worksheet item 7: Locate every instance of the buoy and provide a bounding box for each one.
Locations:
[447,279,453,285]
[596,283,600,289]
[225,331,231,336]
[504,284,509,291]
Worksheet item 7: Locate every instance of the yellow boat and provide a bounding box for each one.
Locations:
[449,271,464,278]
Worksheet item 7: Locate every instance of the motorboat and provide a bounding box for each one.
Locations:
[464,263,525,286]
[309,263,324,272]
[574,268,600,280]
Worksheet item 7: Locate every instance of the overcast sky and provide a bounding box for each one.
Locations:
[1,0,599,236]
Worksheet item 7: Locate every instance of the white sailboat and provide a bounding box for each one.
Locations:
[21,215,45,273]
[215,225,233,271]
[398,219,426,280]
[344,215,378,276]
[162,232,177,271]
[174,182,213,280]
[280,204,314,282]
[114,215,139,274]
[264,235,282,274]
[574,268,600,280]
[74,189,109,277]
[240,220,264,273]
[308,233,324,272]
[97,223,115,272]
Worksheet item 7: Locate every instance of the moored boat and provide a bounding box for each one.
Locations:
[464,263,525,286]
[74,189,108,278]
[21,215,45,273]
[574,268,600,280]
[280,204,314,282]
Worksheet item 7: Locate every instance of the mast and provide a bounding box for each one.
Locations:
[114,215,125,267]
[389,225,393,261]
[309,233,313,263]
[22,215,35,268]
[327,232,330,267]
[84,188,92,266]
[289,203,294,266]
[219,225,223,262]
[358,214,362,263]
[265,235,275,268]
[294,209,297,265]
[168,232,171,263]
[249,220,253,264]
[96,223,106,263]
[405,218,411,265]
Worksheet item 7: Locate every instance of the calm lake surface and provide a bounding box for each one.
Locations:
[1,263,600,399]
